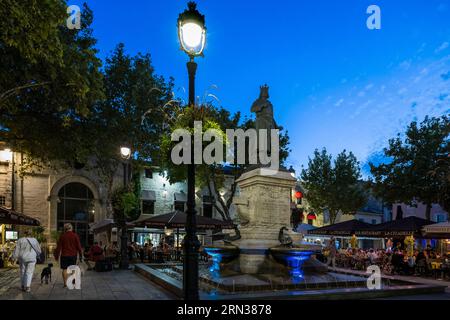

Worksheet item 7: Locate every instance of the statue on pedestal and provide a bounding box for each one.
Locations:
[251,85,278,155]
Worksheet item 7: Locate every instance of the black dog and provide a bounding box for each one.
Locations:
[40,263,53,284]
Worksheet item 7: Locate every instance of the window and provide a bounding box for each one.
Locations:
[174,201,185,211]
[435,214,447,223]
[202,196,213,218]
[144,168,153,179]
[57,182,94,247]
[0,195,5,206]
[372,219,377,225]
[142,200,155,215]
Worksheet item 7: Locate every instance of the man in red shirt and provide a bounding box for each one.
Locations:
[54,223,83,287]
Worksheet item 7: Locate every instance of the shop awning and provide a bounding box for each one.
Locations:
[131,210,235,230]
[141,190,156,201]
[174,192,187,202]
[362,216,434,238]
[307,219,372,236]
[90,219,115,234]
[0,206,40,226]
[90,219,133,234]
[422,222,450,239]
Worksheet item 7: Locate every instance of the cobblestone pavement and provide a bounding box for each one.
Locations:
[0,262,176,300]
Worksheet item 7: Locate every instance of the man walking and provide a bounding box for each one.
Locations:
[12,230,41,292]
[54,223,83,287]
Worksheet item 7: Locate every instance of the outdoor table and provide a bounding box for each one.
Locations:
[429,261,445,279]
[430,261,442,270]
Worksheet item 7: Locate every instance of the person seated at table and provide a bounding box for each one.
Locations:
[391,249,406,274]
[415,250,430,275]
[127,242,134,261]
[105,241,119,264]
[443,254,449,264]
[394,242,403,251]
[162,242,172,260]
[368,249,378,264]
[146,242,153,262]
[139,244,145,263]
[85,242,105,270]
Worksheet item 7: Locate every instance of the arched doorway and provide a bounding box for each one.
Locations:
[57,182,95,247]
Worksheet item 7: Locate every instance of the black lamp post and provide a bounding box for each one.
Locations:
[119,146,131,270]
[177,1,206,300]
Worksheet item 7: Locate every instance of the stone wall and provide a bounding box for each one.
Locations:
[139,168,238,219]
[0,162,12,207]
[0,152,124,245]
[140,170,187,215]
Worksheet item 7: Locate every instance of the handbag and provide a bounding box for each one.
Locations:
[26,238,44,264]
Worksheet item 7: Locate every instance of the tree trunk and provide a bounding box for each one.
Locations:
[330,211,337,225]
[425,203,432,221]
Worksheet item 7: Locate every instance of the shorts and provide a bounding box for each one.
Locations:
[60,256,77,269]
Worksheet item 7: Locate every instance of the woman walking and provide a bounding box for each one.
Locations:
[11,230,42,292]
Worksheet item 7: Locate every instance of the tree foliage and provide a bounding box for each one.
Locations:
[87,43,173,217]
[159,103,291,240]
[0,1,104,169]
[301,148,367,224]
[370,116,450,219]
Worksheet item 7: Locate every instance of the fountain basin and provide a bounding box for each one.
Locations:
[269,247,317,269]
[204,245,240,276]
[204,245,240,263]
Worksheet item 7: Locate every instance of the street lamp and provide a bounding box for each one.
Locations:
[120,146,131,187]
[177,1,206,300]
[120,147,131,160]
[0,148,12,163]
[119,145,132,270]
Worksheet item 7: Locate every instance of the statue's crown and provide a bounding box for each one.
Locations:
[259,84,269,98]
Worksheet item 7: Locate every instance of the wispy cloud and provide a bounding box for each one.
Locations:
[334,98,344,107]
[400,60,412,70]
[294,54,450,174]
[435,42,449,54]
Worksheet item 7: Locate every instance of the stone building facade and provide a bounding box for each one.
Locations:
[0,147,240,248]
[138,168,239,220]
[0,150,124,247]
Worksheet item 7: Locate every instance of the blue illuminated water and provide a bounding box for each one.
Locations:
[281,250,313,282]
[204,247,223,278]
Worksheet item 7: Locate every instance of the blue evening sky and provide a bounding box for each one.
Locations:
[76,0,450,176]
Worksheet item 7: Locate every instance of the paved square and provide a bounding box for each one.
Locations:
[0,262,176,300]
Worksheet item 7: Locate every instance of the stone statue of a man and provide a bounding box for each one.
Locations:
[251,84,277,154]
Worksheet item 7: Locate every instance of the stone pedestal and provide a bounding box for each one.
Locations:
[232,167,296,273]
